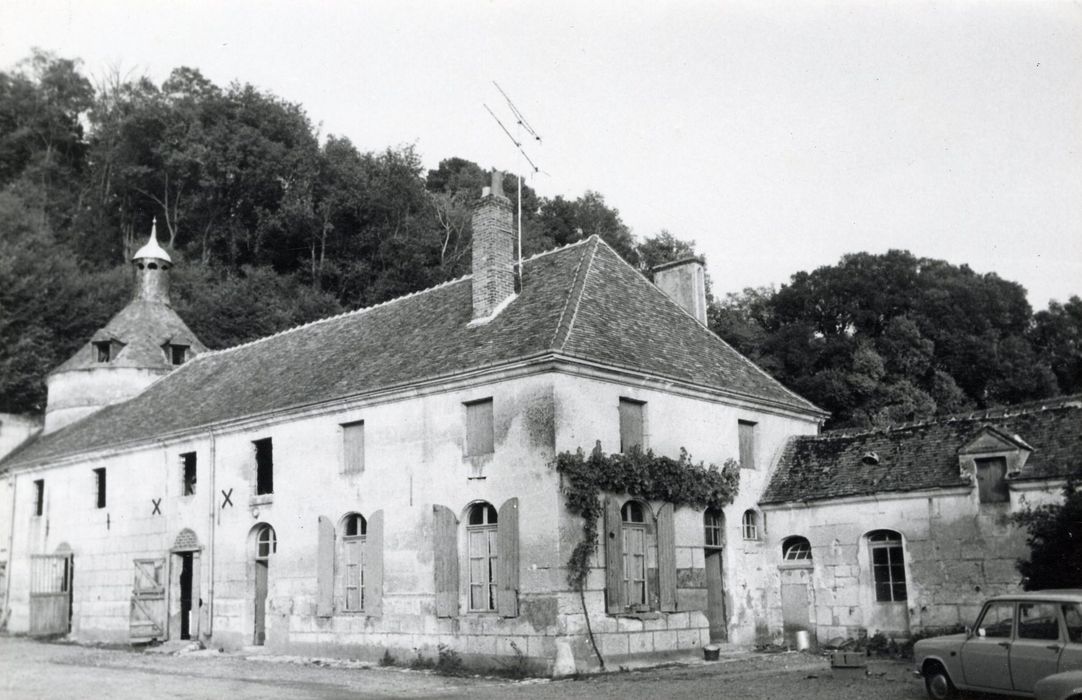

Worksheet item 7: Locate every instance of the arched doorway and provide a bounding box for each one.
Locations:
[251,524,276,646]
[171,529,201,641]
[703,509,727,641]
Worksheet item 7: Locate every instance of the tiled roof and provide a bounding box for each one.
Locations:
[4,237,820,469]
[761,395,1082,504]
[52,300,207,373]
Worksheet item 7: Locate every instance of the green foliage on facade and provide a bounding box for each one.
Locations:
[554,443,740,590]
[1013,476,1082,590]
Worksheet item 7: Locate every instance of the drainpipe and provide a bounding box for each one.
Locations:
[205,430,217,640]
[3,472,16,628]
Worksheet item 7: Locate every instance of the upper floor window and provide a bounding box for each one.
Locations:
[975,457,1009,504]
[782,536,812,561]
[742,509,759,540]
[619,398,645,453]
[466,502,498,611]
[704,508,724,548]
[33,479,44,516]
[94,341,113,363]
[163,343,188,366]
[465,399,494,457]
[868,530,907,602]
[181,452,197,496]
[253,438,274,495]
[93,467,107,509]
[341,421,365,474]
[738,420,757,469]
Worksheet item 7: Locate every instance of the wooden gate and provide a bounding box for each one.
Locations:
[29,554,72,636]
[129,558,167,642]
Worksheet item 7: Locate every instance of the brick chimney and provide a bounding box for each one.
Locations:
[653,257,708,324]
[471,170,516,320]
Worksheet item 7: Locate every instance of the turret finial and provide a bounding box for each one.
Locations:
[133,217,172,263]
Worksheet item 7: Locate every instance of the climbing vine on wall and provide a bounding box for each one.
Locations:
[554,442,741,591]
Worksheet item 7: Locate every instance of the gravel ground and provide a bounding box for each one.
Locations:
[0,635,943,700]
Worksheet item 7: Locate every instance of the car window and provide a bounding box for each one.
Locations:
[1063,604,1082,643]
[978,601,1015,639]
[1018,602,1060,641]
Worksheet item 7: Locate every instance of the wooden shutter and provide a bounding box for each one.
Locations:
[497,498,519,617]
[342,421,365,473]
[619,399,644,452]
[367,510,384,616]
[604,496,625,614]
[656,502,677,612]
[433,504,459,618]
[466,399,494,456]
[738,421,757,469]
[316,516,335,617]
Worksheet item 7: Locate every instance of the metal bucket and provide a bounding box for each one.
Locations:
[703,644,721,661]
[794,630,811,651]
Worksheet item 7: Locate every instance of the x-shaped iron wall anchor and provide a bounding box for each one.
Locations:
[221,488,233,509]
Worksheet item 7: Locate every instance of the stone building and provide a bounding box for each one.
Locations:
[0,174,826,671]
[759,396,1082,645]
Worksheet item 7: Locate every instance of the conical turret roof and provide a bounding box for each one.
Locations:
[132,219,172,262]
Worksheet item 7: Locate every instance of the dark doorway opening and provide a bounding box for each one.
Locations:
[179,553,193,640]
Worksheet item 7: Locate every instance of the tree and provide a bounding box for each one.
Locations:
[1031,297,1082,394]
[1013,477,1082,590]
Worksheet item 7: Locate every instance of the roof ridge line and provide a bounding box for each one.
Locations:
[194,273,474,360]
[551,237,599,350]
[521,235,594,264]
[589,237,826,416]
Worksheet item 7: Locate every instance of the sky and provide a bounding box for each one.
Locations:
[2,0,1080,309]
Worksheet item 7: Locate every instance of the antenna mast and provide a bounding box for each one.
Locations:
[485,82,542,292]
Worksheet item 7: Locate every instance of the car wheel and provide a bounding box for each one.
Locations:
[924,663,958,700]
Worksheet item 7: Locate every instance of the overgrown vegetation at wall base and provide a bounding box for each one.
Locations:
[554,443,740,590]
[1012,474,1082,590]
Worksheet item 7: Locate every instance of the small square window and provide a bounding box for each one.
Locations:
[93,467,106,509]
[254,438,273,495]
[742,509,759,540]
[168,344,188,366]
[465,399,494,457]
[181,453,197,496]
[94,341,112,363]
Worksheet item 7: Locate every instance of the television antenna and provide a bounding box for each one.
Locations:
[484,82,543,291]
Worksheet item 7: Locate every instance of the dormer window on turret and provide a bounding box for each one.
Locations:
[163,343,189,366]
[93,339,124,363]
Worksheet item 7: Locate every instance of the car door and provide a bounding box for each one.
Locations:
[1057,602,1082,672]
[962,600,1015,692]
[1010,601,1064,693]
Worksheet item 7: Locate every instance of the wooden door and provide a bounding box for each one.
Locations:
[781,580,811,645]
[30,554,72,636]
[254,560,268,645]
[129,558,166,642]
[705,549,727,641]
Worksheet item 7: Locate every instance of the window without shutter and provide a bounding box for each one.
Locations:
[253,438,273,495]
[465,399,494,456]
[619,398,645,453]
[738,420,757,469]
[341,421,365,474]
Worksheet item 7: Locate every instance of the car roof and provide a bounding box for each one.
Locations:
[986,590,1082,603]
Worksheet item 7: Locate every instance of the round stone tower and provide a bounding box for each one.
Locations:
[43,220,207,433]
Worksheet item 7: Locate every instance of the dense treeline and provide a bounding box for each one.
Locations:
[1,51,1079,426]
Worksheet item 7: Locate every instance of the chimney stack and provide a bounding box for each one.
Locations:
[653,257,708,325]
[471,170,516,320]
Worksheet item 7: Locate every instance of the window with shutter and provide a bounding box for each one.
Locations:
[738,420,757,469]
[466,503,498,611]
[619,399,645,453]
[340,513,367,612]
[604,497,625,614]
[433,505,459,618]
[497,498,519,617]
[465,399,494,456]
[621,501,648,607]
[316,516,335,617]
[656,502,677,612]
[975,457,1009,503]
[341,421,365,474]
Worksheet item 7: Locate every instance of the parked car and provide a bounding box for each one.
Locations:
[914,591,1082,699]
[1035,670,1082,700]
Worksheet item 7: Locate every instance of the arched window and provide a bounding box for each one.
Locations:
[782,536,812,561]
[254,524,277,560]
[341,513,367,611]
[704,508,724,549]
[466,502,498,611]
[622,501,649,606]
[742,510,759,540]
[867,530,906,602]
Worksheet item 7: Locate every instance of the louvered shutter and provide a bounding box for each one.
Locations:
[367,510,384,616]
[497,498,519,617]
[656,502,677,612]
[433,504,459,618]
[316,515,335,617]
[604,496,625,614]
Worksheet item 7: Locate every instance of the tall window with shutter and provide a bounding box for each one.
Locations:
[341,421,365,474]
[619,398,645,453]
[603,497,677,614]
[466,503,499,611]
[738,420,757,469]
[316,511,384,617]
[465,399,494,457]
